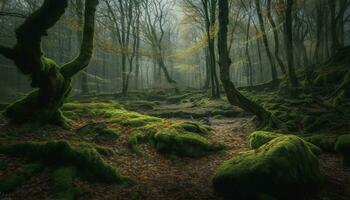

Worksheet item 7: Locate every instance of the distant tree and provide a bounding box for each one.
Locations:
[0,0,99,127]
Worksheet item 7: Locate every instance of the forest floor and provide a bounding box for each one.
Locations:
[0,92,350,199]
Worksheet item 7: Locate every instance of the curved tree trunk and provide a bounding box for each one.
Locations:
[0,0,98,127]
[218,0,281,129]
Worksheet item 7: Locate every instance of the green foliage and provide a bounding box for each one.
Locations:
[77,123,119,144]
[0,163,44,193]
[0,141,131,184]
[335,134,350,165]
[212,136,322,199]
[51,166,76,200]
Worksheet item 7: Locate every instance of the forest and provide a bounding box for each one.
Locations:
[0,0,349,199]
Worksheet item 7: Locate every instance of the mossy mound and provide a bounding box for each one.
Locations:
[170,121,211,135]
[0,141,131,184]
[212,136,322,199]
[127,130,150,154]
[62,102,122,119]
[0,163,44,193]
[153,129,224,157]
[51,166,76,200]
[249,131,282,149]
[63,101,224,158]
[76,123,119,144]
[303,134,337,152]
[249,131,322,155]
[334,134,350,165]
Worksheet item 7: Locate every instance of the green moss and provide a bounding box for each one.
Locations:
[77,123,119,144]
[335,134,350,165]
[0,163,44,193]
[51,166,76,200]
[249,131,283,149]
[303,134,337,152]
[0,141,131,184]
[126,116,162,128]
[249,131,322,156]
[212,136,322,199]
[153,129,224,157]
[127,131,148,154]
[171,121,211,135]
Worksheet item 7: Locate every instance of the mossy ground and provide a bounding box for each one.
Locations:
[1,92,350,199]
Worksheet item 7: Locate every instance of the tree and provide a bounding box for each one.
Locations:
[255,0,278,85]
[142,0,177,90]
[284,0,299,94]
[267,0,286,75]
[104,0,135,95]
[182,0,220,98]
[0,0,99,127]
[218,0,280,128]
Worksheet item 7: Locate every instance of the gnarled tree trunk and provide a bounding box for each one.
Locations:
[0,0,99,127]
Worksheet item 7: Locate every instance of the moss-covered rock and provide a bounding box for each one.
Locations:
[0,141,131,184]
[335,134,350,165]
[249,131,322,156]
[303,134,337,152]
[153,129,223,157]
[249,131,282,149]
[51,166,76,200]
[170,121,211,135]
[77,123,119,144]
[0,163,44,193]
[212,136,322,199]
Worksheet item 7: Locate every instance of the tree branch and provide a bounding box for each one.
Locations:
[61,0,99,78]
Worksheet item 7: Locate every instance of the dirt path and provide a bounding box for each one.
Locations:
[75,118,254,200]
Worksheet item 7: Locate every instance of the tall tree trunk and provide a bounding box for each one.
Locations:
[217,0,280,128]
[245,17,253,86]
[328,0,340,56]
[76,0,89,95]
[0,0,98,127]
[255,0,278,85]
[284,0,299,94]
[203,48,210,90]
[267,0,286,75]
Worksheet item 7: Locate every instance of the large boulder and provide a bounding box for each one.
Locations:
[212,136,322,199]
[249,131,322,156]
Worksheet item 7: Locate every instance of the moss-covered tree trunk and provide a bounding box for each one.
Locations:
[217,0,280,129]
[0,0,99,127]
